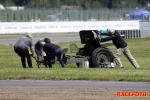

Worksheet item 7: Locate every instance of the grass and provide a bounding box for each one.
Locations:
[0,38,150,82]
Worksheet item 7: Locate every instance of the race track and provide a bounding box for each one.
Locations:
[0,80,150,90]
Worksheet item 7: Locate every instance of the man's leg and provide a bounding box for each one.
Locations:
[14,49,26,68]
[47,52,55,68]
[44,56,47,67]
[35,48,41,68]
[23,49,33,68]
[123,47,140,69]
[55,48,65,68]
[21,57,26,68]
[26,55,32,68]
[43,51,47,67]
[114,48,124,68]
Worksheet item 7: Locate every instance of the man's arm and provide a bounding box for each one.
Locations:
[97,35,116,42]
[30,47,35,58]
[40,48,43,57]
[51,42,55,44]
[98,31,108,35]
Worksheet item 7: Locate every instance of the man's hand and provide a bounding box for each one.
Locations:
[98,31,101,35]
[97,37,101,40]
[32,54,35,58]
[29,51,35,58]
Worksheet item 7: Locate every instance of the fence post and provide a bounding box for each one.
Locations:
[133,30,136,38]
[139,30,141,38]
[136,30,138,38]
[128,31,131,39]
[131,30,132,38]
[137,30,138,38]
[123,30,126,39]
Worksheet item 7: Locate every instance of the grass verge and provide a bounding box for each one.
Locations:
[0,38,150,82]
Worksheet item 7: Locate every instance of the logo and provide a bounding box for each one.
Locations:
[117,92,147,97]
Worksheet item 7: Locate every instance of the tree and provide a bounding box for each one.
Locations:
[0,0,147,8]
[13,13,15,21]
[12,0,30,6]
[91,1,103,8]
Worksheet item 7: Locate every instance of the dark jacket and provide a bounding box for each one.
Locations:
[43,43,60,55]
[101,31,127,49]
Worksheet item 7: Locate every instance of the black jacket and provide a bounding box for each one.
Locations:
[43,43,60,55]
[101,31,127,49]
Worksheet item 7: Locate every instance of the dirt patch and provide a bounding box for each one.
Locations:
[0,87,149,100]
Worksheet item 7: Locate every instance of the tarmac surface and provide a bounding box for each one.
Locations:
[0,31,150,45]
[0,80,150,90]
[0,33,80,45]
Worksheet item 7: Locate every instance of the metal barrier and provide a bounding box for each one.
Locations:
[119,30,141,39]
[0,8,142,22]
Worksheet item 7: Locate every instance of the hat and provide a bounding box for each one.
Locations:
[26,34,33,39]
[107,28,114,33]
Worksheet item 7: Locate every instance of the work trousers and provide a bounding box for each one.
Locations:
[46,48,65,68]
[14,48,32,68]
[114,46,140,68]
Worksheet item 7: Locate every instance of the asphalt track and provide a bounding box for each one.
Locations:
[0,37,80,45]
[0,80,150,90]
[0,31,150,45]
[0,33,80,45]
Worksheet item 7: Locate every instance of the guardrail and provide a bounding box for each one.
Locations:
[119,30,141,39]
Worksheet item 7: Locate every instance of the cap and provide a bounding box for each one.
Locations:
[26,34,33,39]
[107,28,114,33]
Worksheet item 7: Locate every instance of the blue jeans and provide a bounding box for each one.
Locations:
[46,48,65,68]
[35,48,46,56]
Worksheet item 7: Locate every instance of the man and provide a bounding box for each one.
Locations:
[97,28,140,69]
[14,34,35,68]
[42,38,65,68]
[35,38,48,68]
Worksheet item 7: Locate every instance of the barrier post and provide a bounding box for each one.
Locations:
[139,30,141,38]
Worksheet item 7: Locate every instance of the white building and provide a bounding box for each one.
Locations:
[6,6,24,10]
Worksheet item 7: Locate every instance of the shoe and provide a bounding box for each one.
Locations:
[121,67,124,68]
[136,67,140,69]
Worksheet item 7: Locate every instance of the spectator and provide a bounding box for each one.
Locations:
[14,34,35,68]
[42,38,65,68]
[97,28,140,69]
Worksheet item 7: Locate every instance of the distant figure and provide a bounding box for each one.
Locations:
[14,34,35,68]
[116,17,118,20]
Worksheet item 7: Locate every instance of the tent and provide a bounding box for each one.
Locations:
[0,4,5,10]
[129,9,150,21]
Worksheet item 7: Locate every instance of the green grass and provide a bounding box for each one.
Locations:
[0,38,150,82]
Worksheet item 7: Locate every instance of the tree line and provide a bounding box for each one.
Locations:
[0,0,149,9]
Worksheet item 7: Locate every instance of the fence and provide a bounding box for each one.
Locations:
[119,30,141,39]
[0,8,145,22]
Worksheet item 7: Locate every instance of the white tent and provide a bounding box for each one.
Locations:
[0,4,5,10]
